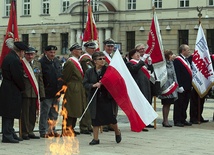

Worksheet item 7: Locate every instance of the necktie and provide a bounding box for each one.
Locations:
[29,61,33,67]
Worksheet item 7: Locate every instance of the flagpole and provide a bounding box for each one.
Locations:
[79,87,98,122]
[152,0,156,130]
[88,1,94,40]
[196,6,203,124]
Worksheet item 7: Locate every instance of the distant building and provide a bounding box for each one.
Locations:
[0,0,213,55]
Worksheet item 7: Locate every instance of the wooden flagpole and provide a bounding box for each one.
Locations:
[196,6,203,124]
[152,1,157,129]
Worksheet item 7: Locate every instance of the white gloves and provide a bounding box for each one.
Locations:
[142,53,150,61]
[178,87,184,93]
[147,56,152,65]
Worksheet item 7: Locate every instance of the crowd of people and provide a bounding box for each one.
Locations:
[0,39,212,145]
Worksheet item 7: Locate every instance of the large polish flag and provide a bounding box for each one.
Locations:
[192,24,214,98]
[101,50,158,132]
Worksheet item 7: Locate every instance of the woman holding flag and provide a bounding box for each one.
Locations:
[83,52,121,145]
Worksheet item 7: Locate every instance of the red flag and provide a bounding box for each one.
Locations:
[101,50,158,132]
[146,12,167,86]
[82,1,99,50]
[0,0,19,67]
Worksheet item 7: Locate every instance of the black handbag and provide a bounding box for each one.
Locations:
[150,81,161,96]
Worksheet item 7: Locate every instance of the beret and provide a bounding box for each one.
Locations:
[45,45,57,51]
[69,43,82,51]
[25,47,36,53]
[84,41,96,49]
[14,41,29,51]
[103,38,115,45]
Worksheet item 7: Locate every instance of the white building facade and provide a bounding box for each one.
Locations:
[0,0,214,55]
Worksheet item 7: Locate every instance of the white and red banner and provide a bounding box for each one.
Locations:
[101,50,158,132]
[146,12,167,87]
[82,0,99,51]
[0,0,19,67]
[192,24,214,98]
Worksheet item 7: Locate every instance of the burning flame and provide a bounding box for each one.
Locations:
[46,85,80,154]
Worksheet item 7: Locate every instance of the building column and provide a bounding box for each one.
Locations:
[76,29,82,45]
[70,29,76,46]
[98,28,104,51]
[105,29,111,40]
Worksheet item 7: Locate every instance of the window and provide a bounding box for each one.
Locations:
[5,0,11,17]
[61,33,68,54]
[178,30,188,47]
[91,0,99,12]
[128,0,136,10]
[22,34,29,46]
[42,0,50,14]
[180,0,189,7]
[207,29,214,54]
[126,31,135,52]
[23,0,30,15]
[41,34,48,52]
[154,0,162,8]
[209,0,214,5]
[62,0,69,12]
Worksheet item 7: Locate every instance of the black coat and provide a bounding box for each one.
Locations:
[126,60,152,103]
[173,55,192,91]
[39,56,63,98]
[0,50,25,119]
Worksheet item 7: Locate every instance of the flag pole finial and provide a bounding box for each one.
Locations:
[197,6,203,24]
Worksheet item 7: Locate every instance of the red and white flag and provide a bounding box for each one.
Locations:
[0,0,19,67]
[146,12,167,86]
[192,24,214,98]
[82,0,99,50]
[101,50,158,132]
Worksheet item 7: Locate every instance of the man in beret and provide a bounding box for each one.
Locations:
[0,41,28,143]
[102,38,118,132]
[62,43,88,135]
[21,47,45,140]
[78,41,97,134]
[39,45,63,138]
[103,38,115,64]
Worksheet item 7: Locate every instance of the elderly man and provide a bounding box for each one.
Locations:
[39,45,63,138]
[21,47,45,140]
[62,43,87,135]
[0,42,29,143]
[103,38,115,64]
[78,41,97,134]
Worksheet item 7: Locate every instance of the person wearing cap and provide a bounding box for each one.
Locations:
[78,41,96,134]
[0,41,29,143]
[103,38,115,64]
[102,38,118,132]
[21,47,45,140]
[62,43,87,135]
[39,45,63,138]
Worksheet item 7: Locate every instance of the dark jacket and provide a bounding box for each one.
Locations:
[22,60,45,98]
[0,50,25,119]
[83,66,113,119]
[39,56,63,98]
[126,60,152,103]
[173,55,192,91]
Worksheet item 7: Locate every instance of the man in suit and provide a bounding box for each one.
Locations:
[173,44,192,127]
[21,47,45,140]
[0,42,28,143]
[39,45,63,138]
[62,43,87,136]
[79,41,96,134]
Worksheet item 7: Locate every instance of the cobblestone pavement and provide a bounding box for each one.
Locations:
[0,98,214,155]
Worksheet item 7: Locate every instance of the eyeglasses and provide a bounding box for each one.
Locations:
[96,58,105,60]
[138,48,145,51]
